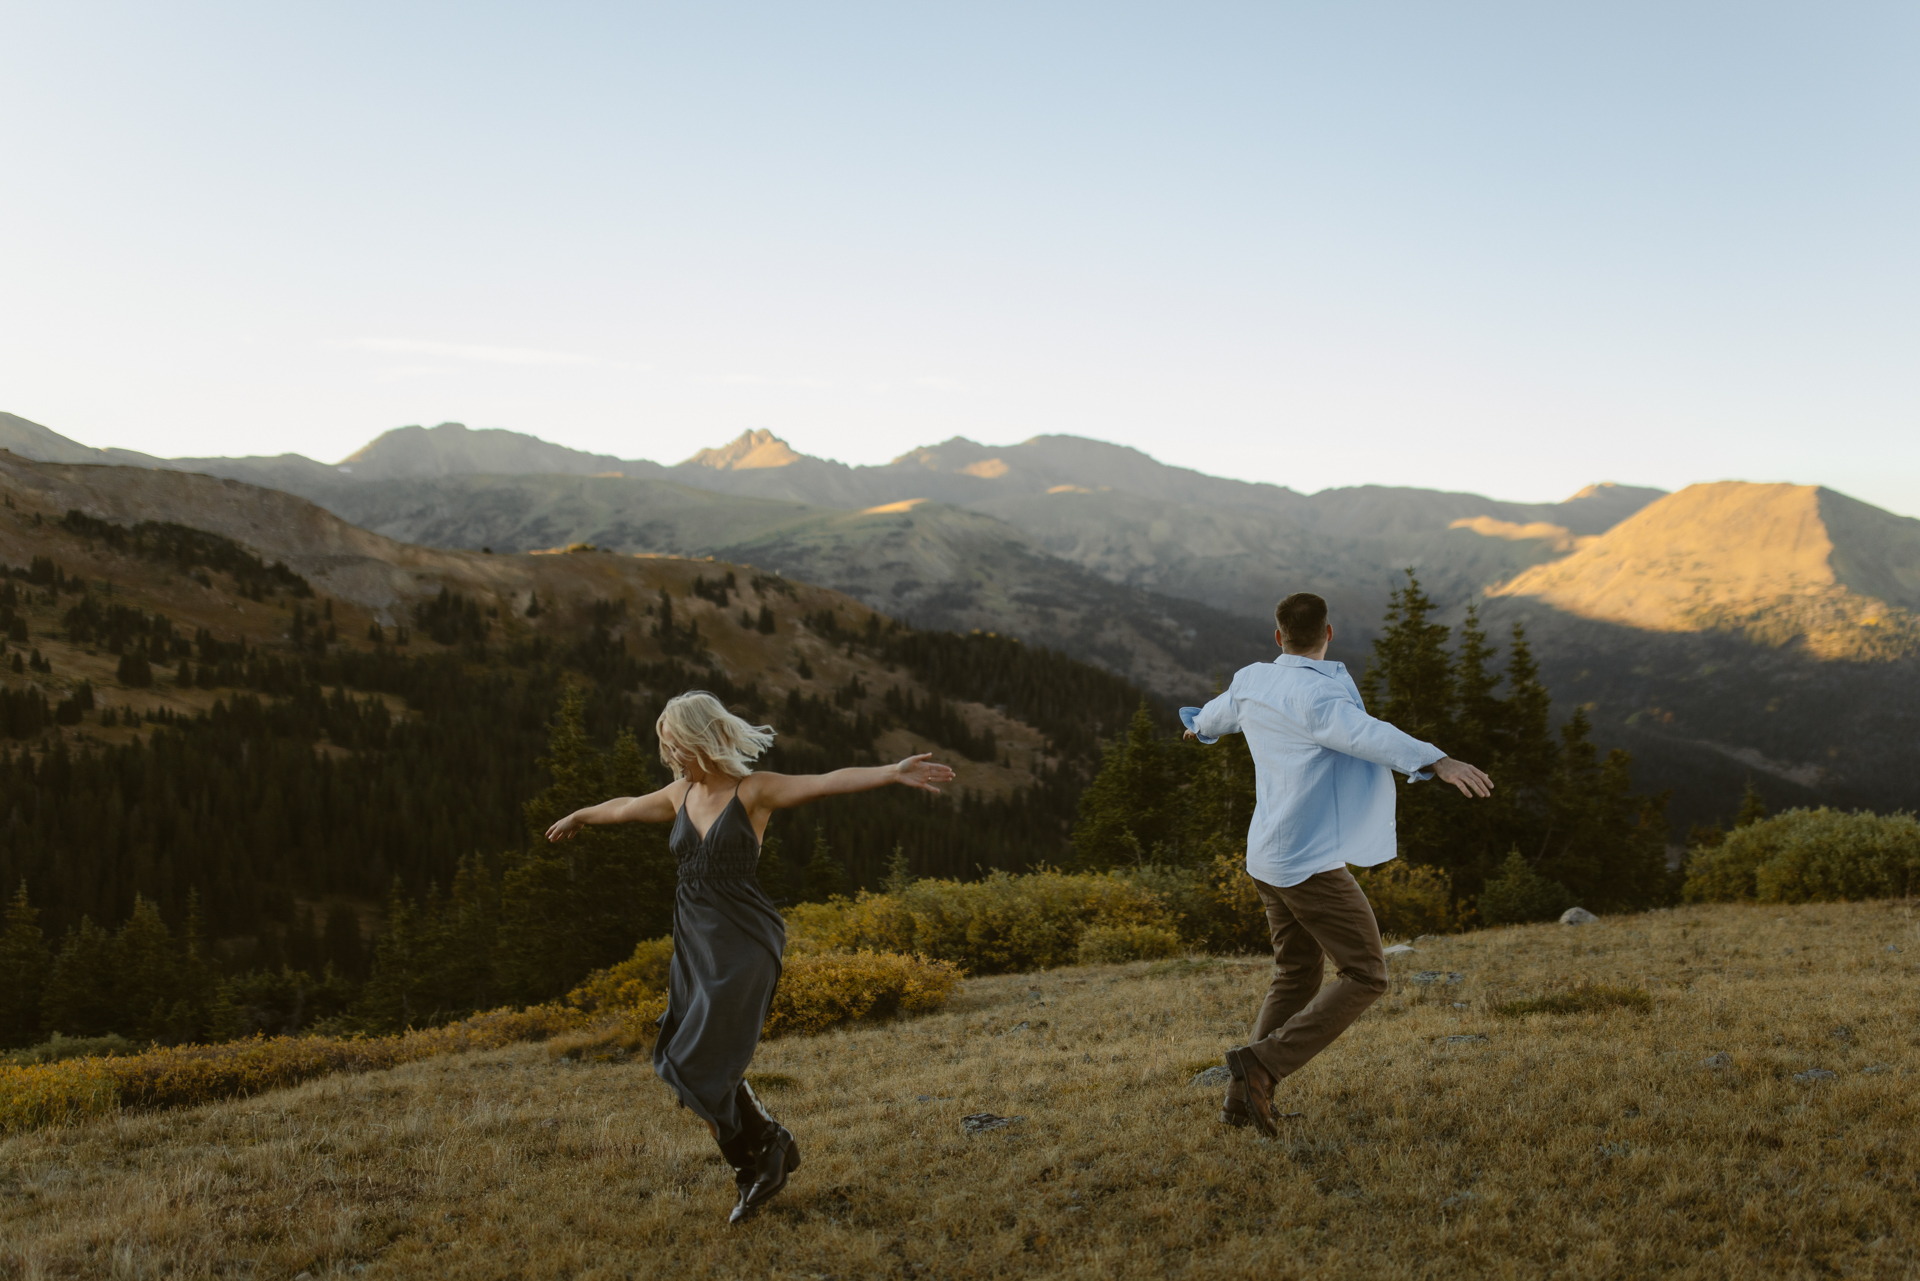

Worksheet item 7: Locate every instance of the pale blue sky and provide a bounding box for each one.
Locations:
[2,3,1916,514]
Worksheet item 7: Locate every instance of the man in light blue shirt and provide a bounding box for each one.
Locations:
[1187,592,1492,1137]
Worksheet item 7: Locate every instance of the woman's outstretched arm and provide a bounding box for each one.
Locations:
[546,782,683,842]
[746,753,954,812]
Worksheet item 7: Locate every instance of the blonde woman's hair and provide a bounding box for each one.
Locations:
[655,691,776,780]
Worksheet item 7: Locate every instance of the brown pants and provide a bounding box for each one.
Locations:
[1229,867,1388,1095]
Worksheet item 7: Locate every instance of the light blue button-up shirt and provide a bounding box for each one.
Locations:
[1194,655,1442,888]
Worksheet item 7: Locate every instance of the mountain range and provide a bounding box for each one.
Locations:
[4,410,1917,827]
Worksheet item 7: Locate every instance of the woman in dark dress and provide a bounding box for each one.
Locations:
[545,691,954,1223]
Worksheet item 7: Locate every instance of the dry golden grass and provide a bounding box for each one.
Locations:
[3,899,1916,1279]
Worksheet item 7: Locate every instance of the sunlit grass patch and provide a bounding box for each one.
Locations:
[5,901,1915,1279]
[1492,982,1653,1017]
[0,1004,588,1134]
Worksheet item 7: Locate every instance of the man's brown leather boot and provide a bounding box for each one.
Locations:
[1224,1046,1280,1137]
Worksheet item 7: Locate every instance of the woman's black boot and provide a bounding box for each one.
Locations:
[729,1123,797,1224]
[727,1080,800,1224]
[718,1132,758,1200]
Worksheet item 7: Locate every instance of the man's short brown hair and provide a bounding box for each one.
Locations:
[1275,592,1328,650]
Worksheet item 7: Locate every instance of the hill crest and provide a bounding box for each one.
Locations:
[1492,481,1920,659]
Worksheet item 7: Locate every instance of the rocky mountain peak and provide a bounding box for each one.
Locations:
[679,429,806,471]
[338,422,625,480]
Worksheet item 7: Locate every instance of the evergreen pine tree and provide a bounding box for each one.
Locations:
[1072,701,1179,869]
[1537,711,1671,913]
[1448,606,1502,769]
[1734,781,1769,828]
[40,917,121,1037]
[0,881,51,1047]
[1493,623,1557,804]
[1360,571,1456,745]
[495,689,663,1005]
[802,828,846,902]
[882,844,915,894]
[422,857,500,1019]
[322,903,367,982]
[1478,848,1573,924]
[606,726,676,936]
[1178,686,1257,863]
[359,882,423,1030]
[115,897,180,1042]
[165,891,221,1043]
[1359,573,1459,869]
[756,832,790,904]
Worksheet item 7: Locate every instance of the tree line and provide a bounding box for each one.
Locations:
[0,565,1156,1046]
[1070,572,1674,922]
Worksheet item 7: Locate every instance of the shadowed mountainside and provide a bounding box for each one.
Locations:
[0,450,1103,823]
[7,414,1920,823]
[0,417,1664,638]
[1474,481,1920,825]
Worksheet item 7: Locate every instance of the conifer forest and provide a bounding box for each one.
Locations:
[0,515,1671,1052]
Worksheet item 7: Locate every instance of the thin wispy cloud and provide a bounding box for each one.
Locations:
[341,338,597,366]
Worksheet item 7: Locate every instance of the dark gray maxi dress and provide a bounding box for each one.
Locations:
[653,786,786,1144]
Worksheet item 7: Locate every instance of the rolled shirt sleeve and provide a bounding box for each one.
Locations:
[1193,685,1241,741]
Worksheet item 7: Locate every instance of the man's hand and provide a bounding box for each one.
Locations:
[1182,729,1199,741]
[1429,757,1494,798]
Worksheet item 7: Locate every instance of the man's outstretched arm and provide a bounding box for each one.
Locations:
[1186,687,1241,742]
[1308,696,1494,798]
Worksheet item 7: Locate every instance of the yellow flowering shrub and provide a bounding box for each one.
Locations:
[1352,860,1455,939]
[785,868,1176,974]
[566,940,964,1042]
[548,996,670,1063]
[762,950,963,1037]
[0,1004,587,1135]
[566,935,675,1012]
[1075,923,1184,964]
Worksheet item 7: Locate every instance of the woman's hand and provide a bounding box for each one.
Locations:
[893,753,956,794]
[546,811,587,843]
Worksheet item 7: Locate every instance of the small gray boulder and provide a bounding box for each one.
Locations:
[1189,1065,1232,1088]
[1560,907,1599,925]
[962,1112,1024,1135]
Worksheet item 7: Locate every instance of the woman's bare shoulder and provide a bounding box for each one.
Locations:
[736,769,791,798]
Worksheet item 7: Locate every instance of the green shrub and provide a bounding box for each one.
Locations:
[1352,860,1454,939]
[560,946,962,1044]
[1,1005,587,1133]
[1076,923,1183,965]
[1684,808,1920,903]
[2,1033,138,1066]
[784,868,1176,974]
[1479,849,1574,925]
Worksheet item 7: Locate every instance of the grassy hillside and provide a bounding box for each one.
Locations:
[0,454,1172,1038]
[3,900,1912,1278]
